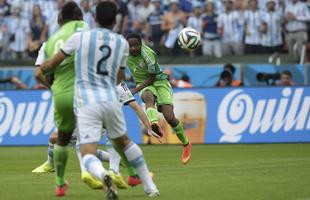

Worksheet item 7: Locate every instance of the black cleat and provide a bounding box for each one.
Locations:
[103,175,118,200]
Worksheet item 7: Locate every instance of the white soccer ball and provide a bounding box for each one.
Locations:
[177,27,201,51]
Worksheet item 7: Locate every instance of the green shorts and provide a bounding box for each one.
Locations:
[140,79,173,106]
[53,91,76,133]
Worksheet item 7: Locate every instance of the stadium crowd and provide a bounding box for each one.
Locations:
[0,0,309,59]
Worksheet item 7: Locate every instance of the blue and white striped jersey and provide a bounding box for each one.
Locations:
[260,11,283,47]
[218,11,245,42]
[285,1,310,32]
[62,28,129,108]
[244,9,263,45]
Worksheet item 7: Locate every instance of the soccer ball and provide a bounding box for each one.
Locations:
[177,27,201,51]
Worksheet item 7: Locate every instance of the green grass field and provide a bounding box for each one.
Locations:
[0,144,310,200]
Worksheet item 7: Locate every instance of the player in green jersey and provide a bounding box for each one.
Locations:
[126,32,192,164]
[34,2,89,196]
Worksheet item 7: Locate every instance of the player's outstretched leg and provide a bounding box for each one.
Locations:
[76,144,103,189]
[82,151,118,200]
[112,135,159,197]
[160,104,192,164]
[142,90,164,137]
[32,131,57,173]
[54,131,72,196]
[106,140,129,189]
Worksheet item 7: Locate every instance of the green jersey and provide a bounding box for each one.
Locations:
[127,43,167,84]
[44,20,88,95]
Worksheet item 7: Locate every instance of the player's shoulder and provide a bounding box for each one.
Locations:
[112,32,128,45]
[142,43,156,56]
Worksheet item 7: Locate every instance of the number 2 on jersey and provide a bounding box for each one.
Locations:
[97,45,111,75]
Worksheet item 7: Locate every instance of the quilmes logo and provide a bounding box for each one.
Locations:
[218,88,310,143]
[0,91,55,143]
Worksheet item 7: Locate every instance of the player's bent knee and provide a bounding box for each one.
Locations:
[141,91,155,104]
[112,134,131,150]
[49,131,58,144]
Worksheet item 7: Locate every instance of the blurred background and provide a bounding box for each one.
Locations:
[0,0,309,145]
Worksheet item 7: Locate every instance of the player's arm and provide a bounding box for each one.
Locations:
[117,40,129,85]
[40,51,67,74]
[117,68,126,85]
[131,74,156,95]
[128,101,162,142]
[34,42,51,88]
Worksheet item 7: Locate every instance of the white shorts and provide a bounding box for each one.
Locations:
[76,101,127,144]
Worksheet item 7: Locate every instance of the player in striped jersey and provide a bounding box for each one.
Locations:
[32,81,161,190]
[39,1,159,199]
[217,0,245,56]
[244,0,263,54]
[260,0,284,53]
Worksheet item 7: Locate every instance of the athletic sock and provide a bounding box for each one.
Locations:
[110,140,137,176]
[146,107,159,123]
[76,144,86,173]
[106,145,121,174]
[173,122,189,145]
[124,142,157,191]
[54,144,68,186]
[83,154,107,181]
[47,142,54,166]
[96,149,110,162]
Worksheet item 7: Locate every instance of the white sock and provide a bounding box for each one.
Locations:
[83,154,107,181]
[47,142,54,166]
[107,146,121,174]
[97,149,110,162]
[76,144,87,173]
[124,142,157,191]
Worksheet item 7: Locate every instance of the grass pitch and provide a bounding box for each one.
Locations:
[0,144,309,200]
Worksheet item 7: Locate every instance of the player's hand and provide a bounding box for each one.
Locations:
[147,128,162,143]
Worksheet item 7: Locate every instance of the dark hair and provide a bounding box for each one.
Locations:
[96,1,117,27]
[282,70,292,78]
[223,64,236,75]
[59,1,83,25]
[181,74,190,82]
[126,32,142,43]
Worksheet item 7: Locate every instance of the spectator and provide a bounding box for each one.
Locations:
[0,76,29,89]
[260,0,284,54]
[28,4,47,58]
[244,0,263,54]
[112,0,129,35]
[45,0,65,37]
[146,0,164,54]
[128,0,142,33]
[81,0,95,28]
[187,2,202,33]
[7,5,31,59]
[201,0,222,58]
[215,64,243,87]
[218,0,244,56]
[179,0,192,15]
[175,74,193,88]
[277,70,295,86]
[161,0,187,54]
[0,10,9,59]
[0,0,10,16]
[138,0,155,39]
[284,0,310,60]
[258,0,281,11]
[138,0,154,24]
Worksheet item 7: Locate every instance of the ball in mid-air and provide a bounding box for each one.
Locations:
[177,27,201,51]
